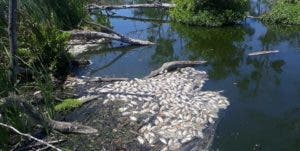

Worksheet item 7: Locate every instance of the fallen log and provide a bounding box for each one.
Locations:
[146,61,207,78]
[0,96,98,134]
[87,3,175,10]
[69,30,155,46]
[108,15,170,23]
[248,50,279,56]
[48,120,98,134]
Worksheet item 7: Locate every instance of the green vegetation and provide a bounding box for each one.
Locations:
[262,0,300,25]
[170,0,249,26]
[0,0,91,149]
[54,99,83,112]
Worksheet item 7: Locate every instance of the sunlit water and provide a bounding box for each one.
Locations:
[74,1,300,150]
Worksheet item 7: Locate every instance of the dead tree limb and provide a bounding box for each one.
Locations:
[146,61,207,78]
[69,30,155,46]
[48,120,98,134]
[87,3,175,10]
[0,123,62,151]
[0,96,98,134]
[108,15,170,23]
[248,50,279,56]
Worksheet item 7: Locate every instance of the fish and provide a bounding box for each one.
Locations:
[137,136,145,144]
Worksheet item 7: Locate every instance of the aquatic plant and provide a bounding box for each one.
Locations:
[170,0,249,26]
[54,99,83,113]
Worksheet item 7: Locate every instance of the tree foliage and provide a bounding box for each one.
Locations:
[262,0,300,25]
[170,0,249,26]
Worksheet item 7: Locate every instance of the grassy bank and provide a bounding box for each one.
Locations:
[0,0,90,150]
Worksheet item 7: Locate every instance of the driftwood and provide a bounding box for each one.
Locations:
[0,96,98,134]
[146,61,207,78]
[248,50,279,56]
[108,15,170,23]
[69,30,155,46]
[48,120,97,134]
[0,123,62,151]
[87,3,175,10]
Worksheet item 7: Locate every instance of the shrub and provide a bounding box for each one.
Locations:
[170,0,249,26]
[262,0,300,25]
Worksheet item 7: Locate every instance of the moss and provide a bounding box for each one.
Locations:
[170,0,248,26]
[54,99,83,112]
[262,0,300,25]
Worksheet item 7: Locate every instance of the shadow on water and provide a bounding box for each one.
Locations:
[73,0,300,150]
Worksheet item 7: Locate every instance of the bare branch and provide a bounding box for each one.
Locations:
[69,30,155,45]
[0,123,62,151]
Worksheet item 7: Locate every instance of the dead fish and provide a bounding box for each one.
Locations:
[137,136,145,144]
[130,116,137,121]
[159,138,168,144]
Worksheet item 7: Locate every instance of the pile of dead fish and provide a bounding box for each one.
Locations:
[82,67,229,150]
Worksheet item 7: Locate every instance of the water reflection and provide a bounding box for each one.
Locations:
[171,23,249,80]
[76,2,300,150]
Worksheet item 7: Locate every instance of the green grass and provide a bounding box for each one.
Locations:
[54,99,83,112]
[262,0,300,25]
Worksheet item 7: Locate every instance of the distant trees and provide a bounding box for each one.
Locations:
[262,0,300,25]
[170,0,249,26]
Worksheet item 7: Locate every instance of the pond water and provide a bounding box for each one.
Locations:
[74,0,300,150]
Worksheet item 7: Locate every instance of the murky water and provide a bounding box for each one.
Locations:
[75,0,300,150]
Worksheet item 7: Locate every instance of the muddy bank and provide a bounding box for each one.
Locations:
[56,66,229,150]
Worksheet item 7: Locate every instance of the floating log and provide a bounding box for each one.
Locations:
[69,30,155,46]
[248,50,279,56]
[146,60,207,78]
[87,3,175,10]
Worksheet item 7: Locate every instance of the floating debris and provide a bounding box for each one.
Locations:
[80,67,230,150]
[248,50,279,56]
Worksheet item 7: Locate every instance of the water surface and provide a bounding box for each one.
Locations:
[75,1,300,150]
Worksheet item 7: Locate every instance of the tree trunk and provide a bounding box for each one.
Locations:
[8,0,17,84]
